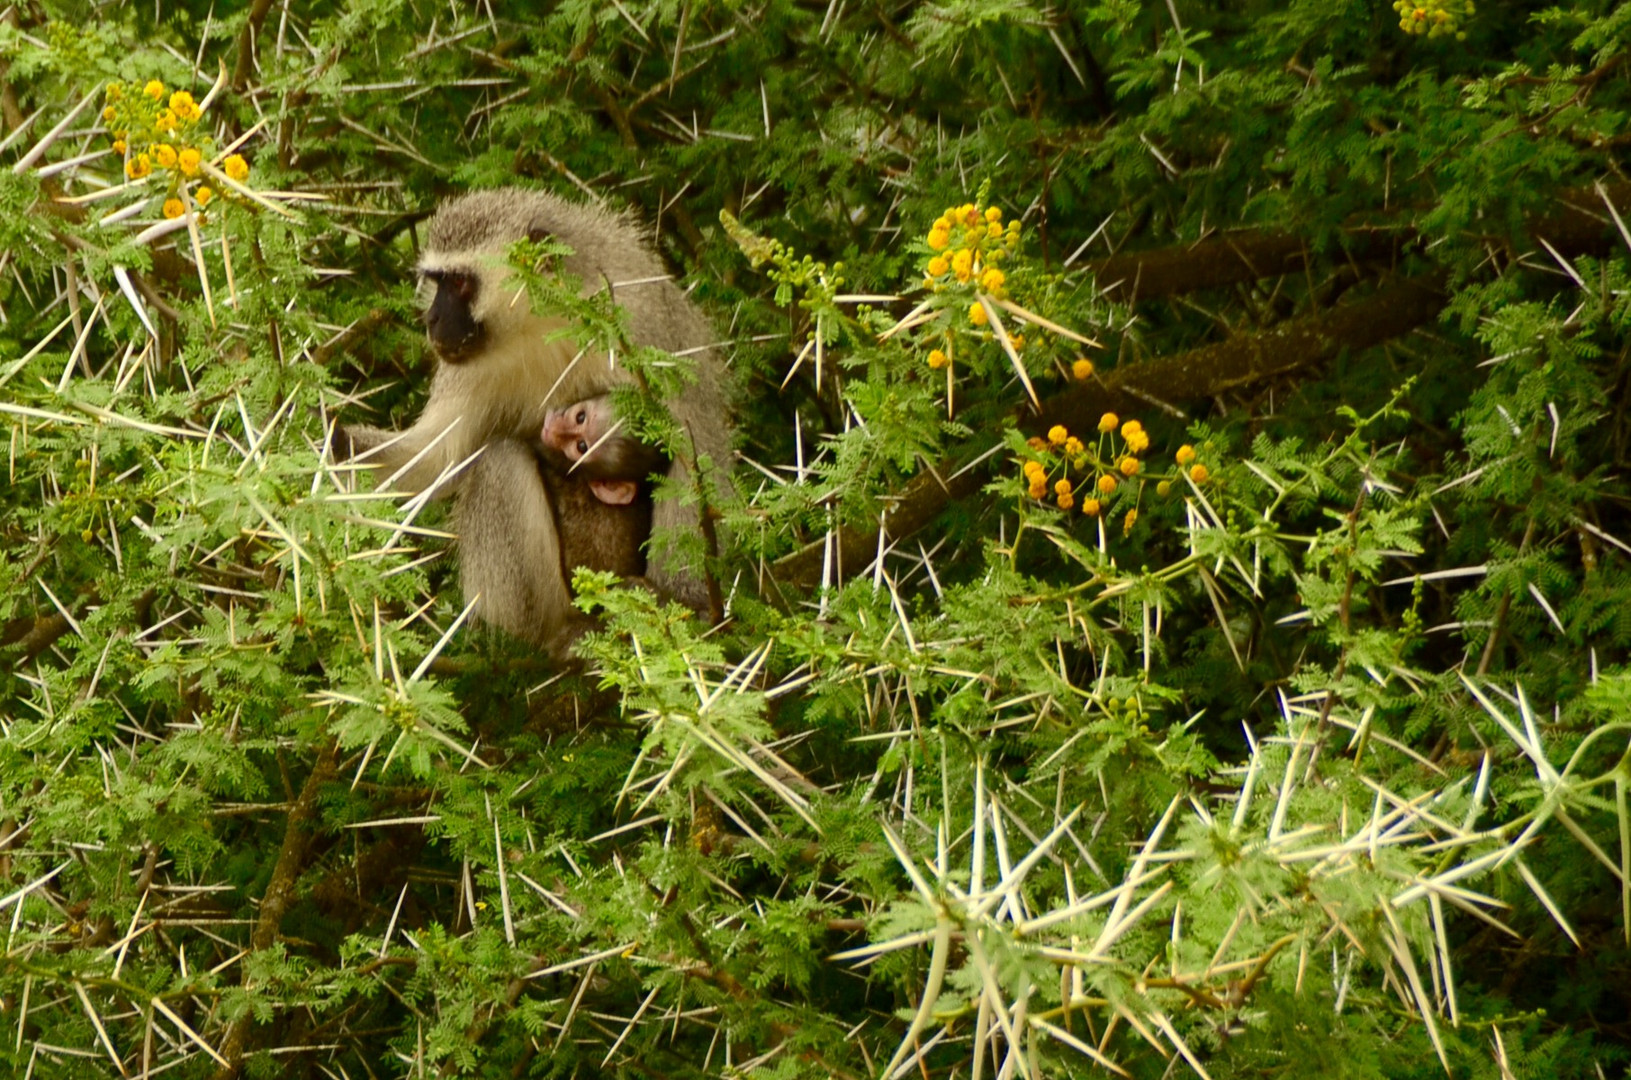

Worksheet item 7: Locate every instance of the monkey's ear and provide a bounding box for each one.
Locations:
[589,480,639,506]
[526,222,551,244]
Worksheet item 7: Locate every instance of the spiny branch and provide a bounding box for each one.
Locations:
[210,738,339,1080]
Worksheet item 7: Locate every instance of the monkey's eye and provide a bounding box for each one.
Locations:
[576,440,589,455]
[574,409,587,424]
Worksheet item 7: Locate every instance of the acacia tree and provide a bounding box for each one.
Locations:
[2,0,1630,1077]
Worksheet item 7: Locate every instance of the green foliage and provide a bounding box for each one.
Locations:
[3,1,1631,1078]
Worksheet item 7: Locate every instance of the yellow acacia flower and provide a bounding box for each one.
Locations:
[1176,444,1196,465]
[1123,509,1138,532]
[1072,358,1093,380]
[927,348,948,369]
[154,144,177,168]
[1010,334,1025,350]
[1026,437,1047,451]
[927,227,950,251]
[987,221,1002,239]
[1120,420,1142,440]
[126,153,152,179]
[111,140,126,154]
[144,80,164,99]
[980,268,1005,293]
[969,302,987,327]
[1058,492,1074,510]
[178,148,202,176]
[1190,464,1210,483]
[1023,460,1044,478]
[105,82,123,101]
[169,90,195,117]
[154,110,177,132]
[1046,426,1066,446]
[1097,474,1117,495]
[951,249,973,281]
[1063,436,1084,456]
[1126,430,1150,454]
[1120,457,1140,476]
[1097,412,1118,434]
[1028,479,1047,499]
[162,198,184,219]
[102,105,118,123]
[1082,497,1101,516]
[927,255,948,276]
[196,186,213,206]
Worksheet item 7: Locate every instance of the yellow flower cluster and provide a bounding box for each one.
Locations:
[103,79,250,217]
[1019,414,1144,520]
[1018,417,1213,528]
[1392,0,1472,38]
[924,200,1023,326]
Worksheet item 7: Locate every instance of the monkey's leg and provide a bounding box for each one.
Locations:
[456,439,575,649]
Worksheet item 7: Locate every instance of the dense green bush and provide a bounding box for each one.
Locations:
[2,0,1630,1076]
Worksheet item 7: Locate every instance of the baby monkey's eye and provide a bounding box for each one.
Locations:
[577,440,588,454]
[575,409,587,424]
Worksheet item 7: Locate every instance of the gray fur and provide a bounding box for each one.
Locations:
[342,188,732,649]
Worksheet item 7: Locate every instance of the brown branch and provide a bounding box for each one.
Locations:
[1477,514,1540,676]
[1037,269,1448,431]
[310,308,390,367]
[231,0,278,92]
[210,737,339,1080]
[1087,180,1631,302]
[1088,227,1396,302]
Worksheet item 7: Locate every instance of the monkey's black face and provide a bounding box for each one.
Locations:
[421,269,484,364]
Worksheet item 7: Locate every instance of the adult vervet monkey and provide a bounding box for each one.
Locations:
[340,189,731,646]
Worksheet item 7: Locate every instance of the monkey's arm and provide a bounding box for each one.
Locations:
[337,368,510,495]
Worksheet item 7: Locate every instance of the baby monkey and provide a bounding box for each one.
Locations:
[538,395,670,599]
[538,396,668,507]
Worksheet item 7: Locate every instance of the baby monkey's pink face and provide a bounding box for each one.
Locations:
[541,397,616,464]
[540,398,643,508]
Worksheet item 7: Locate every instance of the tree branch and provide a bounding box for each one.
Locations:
[210,738,339,1080]
[1087,181,1631,301]
[231,0,278,92]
